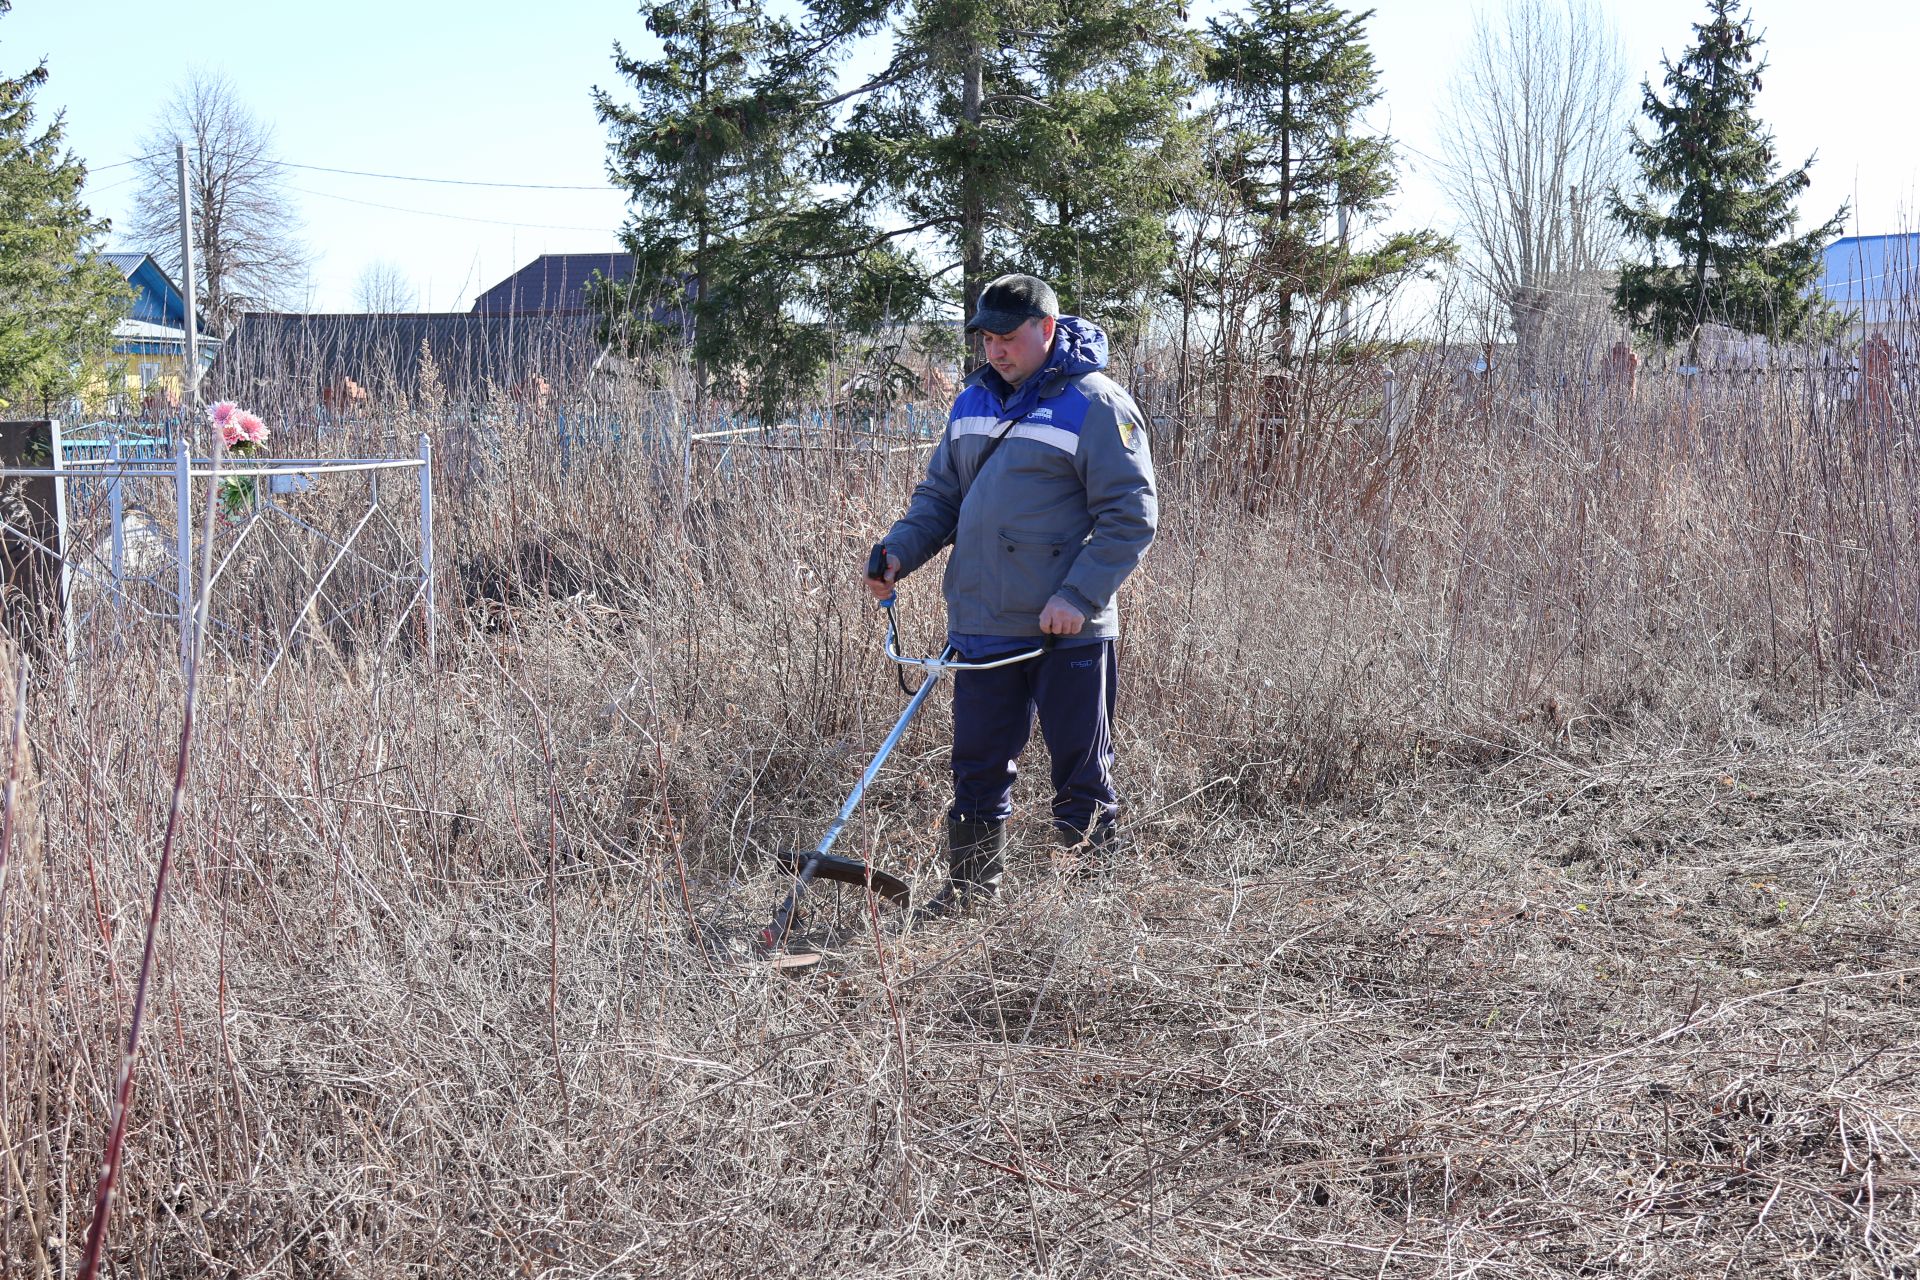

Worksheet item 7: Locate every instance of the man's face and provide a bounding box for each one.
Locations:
[982,315,1056,387]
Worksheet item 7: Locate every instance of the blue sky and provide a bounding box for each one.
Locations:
[13,0,1916,314]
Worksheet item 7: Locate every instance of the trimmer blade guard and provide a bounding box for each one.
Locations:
[774,850,911,905]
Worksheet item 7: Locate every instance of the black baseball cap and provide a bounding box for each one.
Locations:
[966,274,1060,334]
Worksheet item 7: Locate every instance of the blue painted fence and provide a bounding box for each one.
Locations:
[59,425,173,512]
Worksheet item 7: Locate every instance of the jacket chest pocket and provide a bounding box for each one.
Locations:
[996,528,1071,617]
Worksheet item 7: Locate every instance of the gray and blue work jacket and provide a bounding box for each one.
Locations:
[882,316,1158,643]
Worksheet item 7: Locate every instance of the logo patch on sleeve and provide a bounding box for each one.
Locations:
[1118,420,1142,450]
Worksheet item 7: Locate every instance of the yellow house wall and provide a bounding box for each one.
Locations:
[116,351,188,393]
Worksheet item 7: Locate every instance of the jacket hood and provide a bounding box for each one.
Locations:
[1048,315,1109,381]
[974,315,1110,415]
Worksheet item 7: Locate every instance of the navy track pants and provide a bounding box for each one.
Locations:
[950,640,1118,833]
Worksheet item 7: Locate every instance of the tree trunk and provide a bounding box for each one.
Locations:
[1688,231,1710,366]
[1273,11,1295,371]
[693,222,709,427]
[1175,226,1197,460]
[960,37,986,366]
[693,12,714,426]
[1511,284,1548,386]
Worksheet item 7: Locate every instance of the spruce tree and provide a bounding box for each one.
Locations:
[826,0,1199,343]
[595,2,904,421]
[1203,0,1448,363]
[1015,13,1200,334]
[0,7,127,408]
[1610,0,1845,357]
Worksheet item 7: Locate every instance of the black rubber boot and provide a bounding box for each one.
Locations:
[913,816,1006,924]
[1053,817,1128,874]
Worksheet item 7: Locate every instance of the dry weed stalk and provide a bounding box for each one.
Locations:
[0,644,52,1279]
[76,440,225,1280]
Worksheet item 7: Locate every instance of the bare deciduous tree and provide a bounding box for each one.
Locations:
[130,70,306,334]
[1437,0,1629,376]
[354,261,416,314]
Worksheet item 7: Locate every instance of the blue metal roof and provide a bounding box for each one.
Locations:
[103,251,189,327]
[470,252,633,316]
[1818,234,1920,324]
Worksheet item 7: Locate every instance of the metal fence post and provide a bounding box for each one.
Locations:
[107,437,126,618]
[418,432,435,668]
[175,435,192,665]
[49,419,74,664]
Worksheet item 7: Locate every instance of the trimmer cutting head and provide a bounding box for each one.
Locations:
[772,850,910,905]
[756,850,910,965]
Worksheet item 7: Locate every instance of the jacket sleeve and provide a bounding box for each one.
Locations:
[1056,391,1157,618]
[882,427,962,578]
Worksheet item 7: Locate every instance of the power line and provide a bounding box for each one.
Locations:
[82,172,140,197]
[89,150,167,172]
[278,160,612,191]
[89,148,614,191]
[287,184,621,234]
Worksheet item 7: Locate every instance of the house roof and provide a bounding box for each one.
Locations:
[103,251,191,328]
[115,319,184,341]
[1818,234,1920,323]
[111,318,222,358]
[206,311,600,405]
[470,252,633,316]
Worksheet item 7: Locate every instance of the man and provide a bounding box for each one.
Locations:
[864,274,1157,920]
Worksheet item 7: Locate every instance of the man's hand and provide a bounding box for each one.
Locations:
[1039,594,1086,636]
[864,551,902,600]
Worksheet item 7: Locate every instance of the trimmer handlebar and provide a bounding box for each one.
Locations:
[870,540,1052,674]
[883,627,1050,673]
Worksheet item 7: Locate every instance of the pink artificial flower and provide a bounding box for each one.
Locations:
[208,401,239,427]
[237,412,270,445]
[219,421,245,450]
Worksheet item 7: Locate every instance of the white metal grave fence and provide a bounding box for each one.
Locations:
[0,425,434,674]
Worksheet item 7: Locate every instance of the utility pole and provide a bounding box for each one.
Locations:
[175,142,201,414]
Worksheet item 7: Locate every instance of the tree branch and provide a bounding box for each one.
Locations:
[789,215,960,261]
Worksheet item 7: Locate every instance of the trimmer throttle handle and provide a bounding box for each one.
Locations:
[866,543,890,582]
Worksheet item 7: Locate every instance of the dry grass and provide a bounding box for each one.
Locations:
[2,361,1918,1277]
